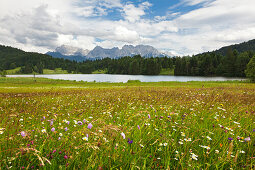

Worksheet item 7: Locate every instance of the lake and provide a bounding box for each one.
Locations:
[7,74,246,83]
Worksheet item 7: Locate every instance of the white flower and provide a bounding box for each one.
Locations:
[0,131,3,134]
[82,137,88,141]
[163,143,168,146]
[206,136,212,140]
[41,129,46,133]
[59,133,63,136]
[140,144,144,148]
[199,145,210,150]
[233,121,240,124]
[191,153,198,160]
[215,150,219,154]
[181,132,185,137]
[239,150,245,154]
[179,141,183,145]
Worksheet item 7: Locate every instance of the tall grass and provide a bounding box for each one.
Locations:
[0,78,254,169]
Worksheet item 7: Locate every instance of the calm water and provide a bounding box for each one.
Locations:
[7,74,246,83]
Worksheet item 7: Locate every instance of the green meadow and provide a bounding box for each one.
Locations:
[0,78,254,169]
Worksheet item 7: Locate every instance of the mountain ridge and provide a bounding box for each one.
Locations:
[47,44,170,62]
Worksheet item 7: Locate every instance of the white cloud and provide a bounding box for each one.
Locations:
[0,0,255,56]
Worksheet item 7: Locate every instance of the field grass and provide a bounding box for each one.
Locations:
[159,68,174,75]
[6,68,69,75]
[92,69,108,74]
[6,67,21,74]
[43,68,69,74]
[0,78,254,169]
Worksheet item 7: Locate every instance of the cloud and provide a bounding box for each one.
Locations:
[122,2,152,23]
[0,0,255,56]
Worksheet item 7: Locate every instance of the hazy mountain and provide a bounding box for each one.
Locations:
[56,45,90,56]
[86,45,165,59]
[47,44,170,61]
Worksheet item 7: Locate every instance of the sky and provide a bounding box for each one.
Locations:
[1,0,255,56]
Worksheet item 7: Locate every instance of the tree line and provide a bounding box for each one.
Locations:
[1,45,255,79]
[174,49,254,77]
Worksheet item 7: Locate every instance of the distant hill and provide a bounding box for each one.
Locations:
[214,39,255,56]
[0,45,77,73]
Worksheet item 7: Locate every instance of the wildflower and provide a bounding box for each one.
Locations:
[215,150,219,154]
[163,143,168,146]
[53,150,56,153]
[191,153,198,160]
[77,121,83,125]
[64,127,68,131]
[179,141,183,145]
[140,144,144,148]
[181,132,185,137]
[244,137,251,142]
[83,119,87,123]
[121,132,125,139]
[41,129,46,133]
[207,136,212,140]
[128,138,133,144]
[82,136,88,141]
[87,123,93,129]
[233,121,240,124]
[148,114,151,119]
[50,121,53,126]
[228,137,233,141]
[20,131,26,137]
[51,127,55,132]
[199,145,210,150]
[64,155,68,159]
[59,133,63,136]
[0,128,4,134]
[220,143,223,147]
[240,150,245,154]
[66,121,70,125]
[137,125,140,130]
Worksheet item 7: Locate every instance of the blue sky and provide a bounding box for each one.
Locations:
[0,0,255,56]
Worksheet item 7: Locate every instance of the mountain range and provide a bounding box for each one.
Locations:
[47,45,172,62]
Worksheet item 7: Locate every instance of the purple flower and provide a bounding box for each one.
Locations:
[66,121,70,125]
[253,129,255,132]
[64,127,68,131]
[87,123,93,129]
[51,127,55,132]
[53,150,56,153]
[64,155,68,159]
[244,137,251,142]
[121,132,125,139]
[50,121,53,126]
[228,137,233,141]
[83,119,87,123]
[20,131,26,137]
[128,138,133,144]
[148,114,151,119]
[137,125,140,130]
[77,121,83,125]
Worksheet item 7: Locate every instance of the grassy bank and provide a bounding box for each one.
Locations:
[0,78,254,169]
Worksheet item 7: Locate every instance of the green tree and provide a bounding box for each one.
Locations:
[245,56,255,82]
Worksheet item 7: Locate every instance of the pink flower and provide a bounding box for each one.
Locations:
[121,132,125,139]
[51,127,55,132]
[148,114,151,119]
[244,137,251,142]
[87,123,93,129]
[64,155,68,159]
[20,131,26,137]
[137,125,140,130]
